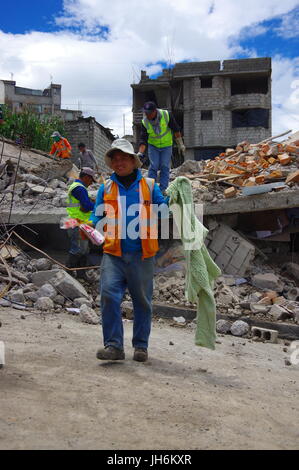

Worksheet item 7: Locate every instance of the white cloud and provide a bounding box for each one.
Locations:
[272,56,299,135]
[0,0,298,138]
[275,6,299,38]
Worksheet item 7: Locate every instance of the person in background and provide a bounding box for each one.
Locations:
[49,131,72,159]
[137,101,185,193]
[65,167,96,275]
[78,143,99,171]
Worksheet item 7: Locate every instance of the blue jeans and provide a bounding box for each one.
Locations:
[67,227,89,255]
[100,252,155,350]
[148,144,172,192]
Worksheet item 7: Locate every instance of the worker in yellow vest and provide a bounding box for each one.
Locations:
[138,101,185,193]
[65,167,96,274]
[90,139,169,362]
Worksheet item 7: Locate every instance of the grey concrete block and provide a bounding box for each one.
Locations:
[252,327,278,343]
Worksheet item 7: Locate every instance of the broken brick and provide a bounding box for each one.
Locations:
[224,187,237,198]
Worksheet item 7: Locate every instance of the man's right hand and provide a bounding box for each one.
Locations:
[137,152,147,164]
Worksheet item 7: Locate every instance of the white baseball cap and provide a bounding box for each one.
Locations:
[105,138,141,169]
[51,131,61,138]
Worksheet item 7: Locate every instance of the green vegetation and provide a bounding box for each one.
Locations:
[0,106,66,152]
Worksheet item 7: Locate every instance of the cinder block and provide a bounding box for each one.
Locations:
[251,327,278,343]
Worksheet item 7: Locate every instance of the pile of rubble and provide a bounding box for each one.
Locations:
[0,253,101,326]
[150,264,299,325]
[170,130,299,203]
[1,170,102,212]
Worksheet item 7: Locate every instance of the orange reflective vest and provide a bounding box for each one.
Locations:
[103,177,159,259]
[50,138,72,159]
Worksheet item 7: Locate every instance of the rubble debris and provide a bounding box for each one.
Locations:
[35,297,54,311]
[251,273,284,292]
[36,283,57,300]
[251,327,278,343]
[281,263,299,282]
[50,271,89,300]
[121,301,134,319]
[216,320,232,334]
[79,304,99,325]
[169,130,299,204]
[173,316,186,325]
[269,305,292,321]
[74,297,93,308]
[206,222,255,277]
[31,269,61,287]
[230,320,250,337]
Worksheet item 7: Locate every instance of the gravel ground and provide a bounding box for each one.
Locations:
[0,307,298,450]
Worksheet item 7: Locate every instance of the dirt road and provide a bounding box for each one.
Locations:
[0,308,298,450]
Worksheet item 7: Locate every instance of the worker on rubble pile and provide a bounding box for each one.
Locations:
[137,101,185,194]
[78,142,99,171]
[90,138,169,362]
[49,131,72,159]
[65,167,96,276]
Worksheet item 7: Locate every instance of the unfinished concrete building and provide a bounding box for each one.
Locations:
[132,58,272,164]
[0,79,82,121]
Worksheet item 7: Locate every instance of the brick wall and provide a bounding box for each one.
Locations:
[65,117,113,171]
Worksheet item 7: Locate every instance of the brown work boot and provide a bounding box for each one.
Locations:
[96,346,125,361]
[133,348,148,362]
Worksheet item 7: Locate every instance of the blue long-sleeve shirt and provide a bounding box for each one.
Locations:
[90,170,169,252]
[71,179,95,212]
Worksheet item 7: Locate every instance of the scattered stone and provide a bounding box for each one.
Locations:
[24,292,38,303]
[48,179,60,189]
[0,299,11,307]
[169,341,174,346]
[26,183,54,196]
[285,359,292,366]
[36,283,57,299]
[272,296,288,306]
[79,304,99,325]
[9,289,25,304]
[173,316,186,325]
[269,304,292,321]
[34,297,54,311]
[250,303,271,314]
[287,287,299,301]
[251,273,283,292]
[216,319,232,334]
[32,258,52,271]
[230,320,249,337]
[74,297,93,308]
[121,301,133,319]
[31,269,60,287]
[53,295,65,306]
[282,262,299,281]
[50,270,89,300]
[176,160,200,175]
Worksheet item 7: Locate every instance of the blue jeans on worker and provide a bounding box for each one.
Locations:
[148,144,172,192]
[100,252,155,350]
[67,227,89,255]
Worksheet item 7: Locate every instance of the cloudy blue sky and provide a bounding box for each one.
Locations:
[1,0,299,136]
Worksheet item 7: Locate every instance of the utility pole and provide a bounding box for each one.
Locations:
[123,114,126,136]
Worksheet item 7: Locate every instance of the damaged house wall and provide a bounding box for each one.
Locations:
[64,117,114,171]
